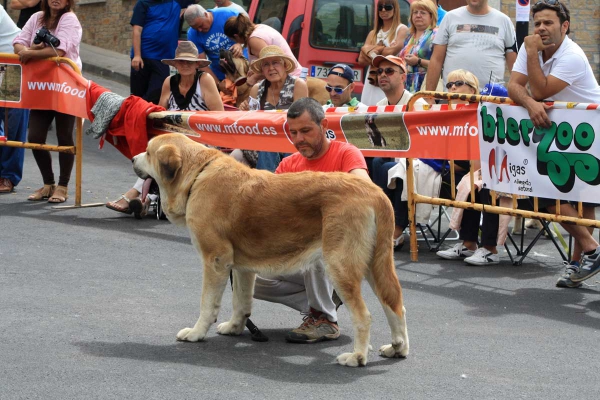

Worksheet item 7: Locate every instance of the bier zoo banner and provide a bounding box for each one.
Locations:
[478,103,600,202]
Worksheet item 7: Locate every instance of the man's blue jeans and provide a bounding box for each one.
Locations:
[0,107,29,186]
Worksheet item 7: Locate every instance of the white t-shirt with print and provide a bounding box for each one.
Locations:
[512,36,600,103]
[433,6,516,90]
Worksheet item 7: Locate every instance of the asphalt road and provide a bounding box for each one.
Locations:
[1,74,599,399]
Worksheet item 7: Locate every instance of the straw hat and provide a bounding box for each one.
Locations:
[161,41,211,68]
[249,45,297,74]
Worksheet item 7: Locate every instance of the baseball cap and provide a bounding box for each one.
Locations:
[480,83,508,97]
[372,55,407,73]
[327,64,354,83]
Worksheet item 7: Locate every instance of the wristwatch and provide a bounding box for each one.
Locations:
[417,58,422,67]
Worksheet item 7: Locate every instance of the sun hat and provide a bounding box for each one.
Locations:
[161,41,211,68]
[249,45,297,74]
[372,55,407,73]
[327,63,354,83]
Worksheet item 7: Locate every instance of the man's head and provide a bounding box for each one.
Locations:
[185,5,213,33]
[326,64,355,107]
[465,0,489,13]
[372,55,407,98]
[287,98,329,160]
[532,0,570,38]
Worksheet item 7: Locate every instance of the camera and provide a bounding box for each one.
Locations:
[33,27,61,47]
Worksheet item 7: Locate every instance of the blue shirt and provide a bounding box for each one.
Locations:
[187,8,243,80]
[437,5,446,26]
[130,0,182,60]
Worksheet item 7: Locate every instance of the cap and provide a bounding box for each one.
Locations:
[480,83,508,97]
[372,55,407,73]
[327,63,354,83]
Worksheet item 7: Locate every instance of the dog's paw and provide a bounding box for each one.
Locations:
[336,352,367,367]
[379,342,408,358]
[216,321,244,336]
[176,327,206,342]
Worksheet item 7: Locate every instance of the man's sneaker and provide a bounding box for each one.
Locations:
[556,261,583,288]
[570,246,600,283]
[436,243,476,260]
[464,248,500,266]
[285,312,340,343]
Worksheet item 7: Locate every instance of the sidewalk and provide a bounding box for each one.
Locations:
[80,43,131,86]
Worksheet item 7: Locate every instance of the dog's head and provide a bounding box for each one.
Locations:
[133,134,219,225]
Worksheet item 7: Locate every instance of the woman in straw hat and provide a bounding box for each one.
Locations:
[224,13,303,86]
[106,41,224,217]
[232,45,308,172]
[241,45,307,112]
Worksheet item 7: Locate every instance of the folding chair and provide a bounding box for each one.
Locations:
[504,217,568,266]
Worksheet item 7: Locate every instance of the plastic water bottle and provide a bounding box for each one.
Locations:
[300,67,308,81]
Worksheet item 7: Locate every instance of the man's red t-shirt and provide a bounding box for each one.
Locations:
[275,141,367,174]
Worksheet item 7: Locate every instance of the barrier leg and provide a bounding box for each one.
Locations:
[407,158,418,261]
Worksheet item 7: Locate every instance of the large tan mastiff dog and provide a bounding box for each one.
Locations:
[132,133,409,367]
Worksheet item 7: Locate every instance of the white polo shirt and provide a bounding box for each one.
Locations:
[0,5,20,53]
[376,89,429,107]
[513,36,600,103]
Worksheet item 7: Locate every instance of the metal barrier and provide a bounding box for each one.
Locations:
[0,54,93,208]
[404,91,600,262]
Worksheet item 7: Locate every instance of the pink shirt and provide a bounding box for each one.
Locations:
[13,11,82,71]
[250,24,302,77]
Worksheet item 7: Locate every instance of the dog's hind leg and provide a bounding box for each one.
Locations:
[217,269,256,336]
[365,272,409,358]
[334,280,372,367]
[176,240,234,342]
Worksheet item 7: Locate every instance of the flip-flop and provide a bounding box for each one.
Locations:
[105,194,134,214]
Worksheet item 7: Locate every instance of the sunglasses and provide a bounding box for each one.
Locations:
[445,81,475,90]
[534,0,566,16]
[378,4,394,12]
[325,83,352,94]
[376,67,401,76]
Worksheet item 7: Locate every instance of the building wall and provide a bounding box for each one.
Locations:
[6,0,600,79]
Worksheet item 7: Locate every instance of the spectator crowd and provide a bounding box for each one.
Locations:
[2,0,600,343]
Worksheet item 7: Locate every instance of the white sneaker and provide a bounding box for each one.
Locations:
[464,248,500,266]
[436,243,476,260]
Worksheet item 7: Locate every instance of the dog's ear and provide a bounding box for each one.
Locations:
[155,144,182,182]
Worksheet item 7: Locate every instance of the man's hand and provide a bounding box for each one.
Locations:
[525,99,552,128]
[131,56,144,71]
[229,43,243,58]
[524,34,555,54]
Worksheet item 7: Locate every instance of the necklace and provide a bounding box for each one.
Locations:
[269,87,279,106]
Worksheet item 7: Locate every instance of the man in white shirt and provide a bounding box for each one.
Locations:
[425,0,517,92]
[508,0,600,288]
[373,55,428,107]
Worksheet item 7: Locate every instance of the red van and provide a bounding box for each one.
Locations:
[247,0,412,94]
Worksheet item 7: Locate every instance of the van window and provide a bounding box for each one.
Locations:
[253,0,289,33]
[310,0,411,51]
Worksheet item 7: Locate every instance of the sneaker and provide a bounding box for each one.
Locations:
[285,312,340,343]
[464,248,500,266]
[436,243,476,260]
[556,261,583,288]
[570,246,600,283]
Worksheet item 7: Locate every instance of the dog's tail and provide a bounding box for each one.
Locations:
[369,195,403,314]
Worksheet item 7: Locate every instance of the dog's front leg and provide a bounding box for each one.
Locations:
[176,259,231,342]
[217,270,256,336]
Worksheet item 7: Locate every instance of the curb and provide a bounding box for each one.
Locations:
[82,61,130,87]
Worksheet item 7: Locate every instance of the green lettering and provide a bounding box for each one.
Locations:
[519,119,534,145]
[574,123,594,151]
[506,117,521,146]
[555,122,573,151]
[496,107,506,144]
[480,105,496,143]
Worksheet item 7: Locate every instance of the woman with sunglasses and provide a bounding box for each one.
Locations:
[106,42,224,217]
[399,0,438,93]
[360,0,408,105]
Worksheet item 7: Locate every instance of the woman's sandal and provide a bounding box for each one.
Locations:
[48,185,68,203]
[105,194,135,214]
[28,184,56,201]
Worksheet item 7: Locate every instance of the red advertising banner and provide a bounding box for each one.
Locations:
[151,104,481,160]
[0,54,88,119]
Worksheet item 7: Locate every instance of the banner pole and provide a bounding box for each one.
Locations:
[75,117,83,206]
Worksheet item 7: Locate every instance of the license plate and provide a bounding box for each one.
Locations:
[310,65,362,82]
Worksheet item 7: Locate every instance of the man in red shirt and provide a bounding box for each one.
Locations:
[253,97,370,343]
